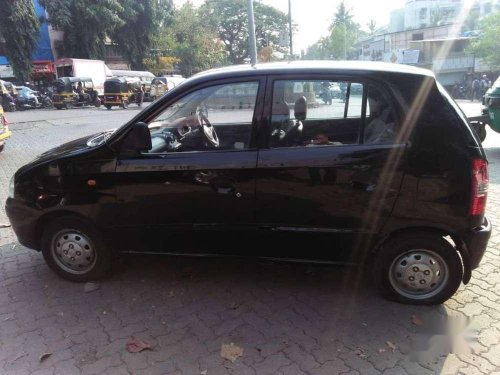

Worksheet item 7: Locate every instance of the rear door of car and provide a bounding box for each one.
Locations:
[255,73,407,261]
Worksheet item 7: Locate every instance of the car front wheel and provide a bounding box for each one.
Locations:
[41,216,111,282]
[374,232,463,305]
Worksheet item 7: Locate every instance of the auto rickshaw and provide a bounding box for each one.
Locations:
[482,76,500,132]
[103,77,141,109]
[52,77,101,109]
[468,76,500,142]
[0,104,12,153]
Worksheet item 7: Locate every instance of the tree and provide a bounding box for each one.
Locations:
[305,1,364,60]
[468,11,500,68]
[110,0,167,70]
[39,0,124,59]
[330,1,355,29]
[0,0,39,82]
[156,3,226,76]
[202,0,288,64]
[367,19,377,35]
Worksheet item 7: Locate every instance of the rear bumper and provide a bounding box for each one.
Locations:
[464,216,492,270]
[5,197,41,250]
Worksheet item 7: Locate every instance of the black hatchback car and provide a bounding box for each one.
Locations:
[6,61,491,304]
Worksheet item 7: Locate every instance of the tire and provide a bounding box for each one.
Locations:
[122,100,128,109]
[0,143,4,153]
[373,232,463,305]
[41,216,112,282]
[105,104,112,110]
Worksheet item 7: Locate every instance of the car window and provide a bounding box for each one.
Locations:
[146,81,259,153]
[270,79,365,147]
[363,84,397,144]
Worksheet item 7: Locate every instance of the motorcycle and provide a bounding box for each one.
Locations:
[1,94,16,112]
[38,92,53,109]
[16,96,42,111]
[452,84,469,100]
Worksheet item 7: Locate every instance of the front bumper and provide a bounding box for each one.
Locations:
[464,216,492,270]
[5,197,42,250]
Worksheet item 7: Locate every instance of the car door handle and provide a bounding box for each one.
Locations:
[216,186,236,194]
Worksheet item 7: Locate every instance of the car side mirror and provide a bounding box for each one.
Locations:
[121,122,152,154]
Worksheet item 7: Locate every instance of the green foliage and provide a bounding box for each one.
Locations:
[39,0,125,59]
[468,12,500,68]
[155,3,226,76]
[305,1,363,60]
[111,0,168,70]
[201,0,288,64]
[0,0,39,81]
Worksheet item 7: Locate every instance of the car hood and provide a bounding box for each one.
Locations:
[35,134,95,162]
[16,131,113,177]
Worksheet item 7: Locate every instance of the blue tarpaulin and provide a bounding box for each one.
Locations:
[0,56,9,65]
[32,0,54,61]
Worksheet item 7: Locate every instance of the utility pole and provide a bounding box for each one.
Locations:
[247,0,257,65]
[288,0,293,59]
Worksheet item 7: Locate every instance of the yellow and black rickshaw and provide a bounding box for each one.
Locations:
[52,77,101,109]
[103,77,143,109]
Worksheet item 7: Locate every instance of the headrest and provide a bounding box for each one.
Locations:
[294,96,307,121]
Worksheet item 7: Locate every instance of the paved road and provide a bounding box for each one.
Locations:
[1,103,500,374]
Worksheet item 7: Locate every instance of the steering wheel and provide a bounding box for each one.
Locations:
[280,120,303,147]
[197,109,219,148]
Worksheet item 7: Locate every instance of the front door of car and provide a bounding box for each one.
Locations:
[112,78,265,254]
[255,77,406,262]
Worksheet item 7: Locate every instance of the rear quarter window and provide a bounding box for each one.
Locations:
[394,75,478,173]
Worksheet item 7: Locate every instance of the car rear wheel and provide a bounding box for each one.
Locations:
[41,216,112,282]
[374,232,463,305]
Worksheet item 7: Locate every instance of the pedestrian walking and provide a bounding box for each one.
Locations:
[471,77,481,102]
[481,75,491,96]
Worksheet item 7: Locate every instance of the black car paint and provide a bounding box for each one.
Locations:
[5,62,490,280]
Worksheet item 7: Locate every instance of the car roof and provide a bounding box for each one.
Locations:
[191,60,435,82]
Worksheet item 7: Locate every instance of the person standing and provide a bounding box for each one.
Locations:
[471,77,481,102]
[481,75,491,96]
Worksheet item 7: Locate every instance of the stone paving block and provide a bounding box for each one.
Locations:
[1,104,500,374]
[253,353,292,375]
[313,359,349,375]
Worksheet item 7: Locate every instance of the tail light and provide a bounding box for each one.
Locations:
[470,158,488,216]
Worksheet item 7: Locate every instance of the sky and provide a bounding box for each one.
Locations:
[173,0,406,51]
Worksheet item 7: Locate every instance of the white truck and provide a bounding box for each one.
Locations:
[54,58,112,95]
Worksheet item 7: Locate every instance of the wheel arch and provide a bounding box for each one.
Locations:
[35,210,99,250]
[373,225,472,284]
